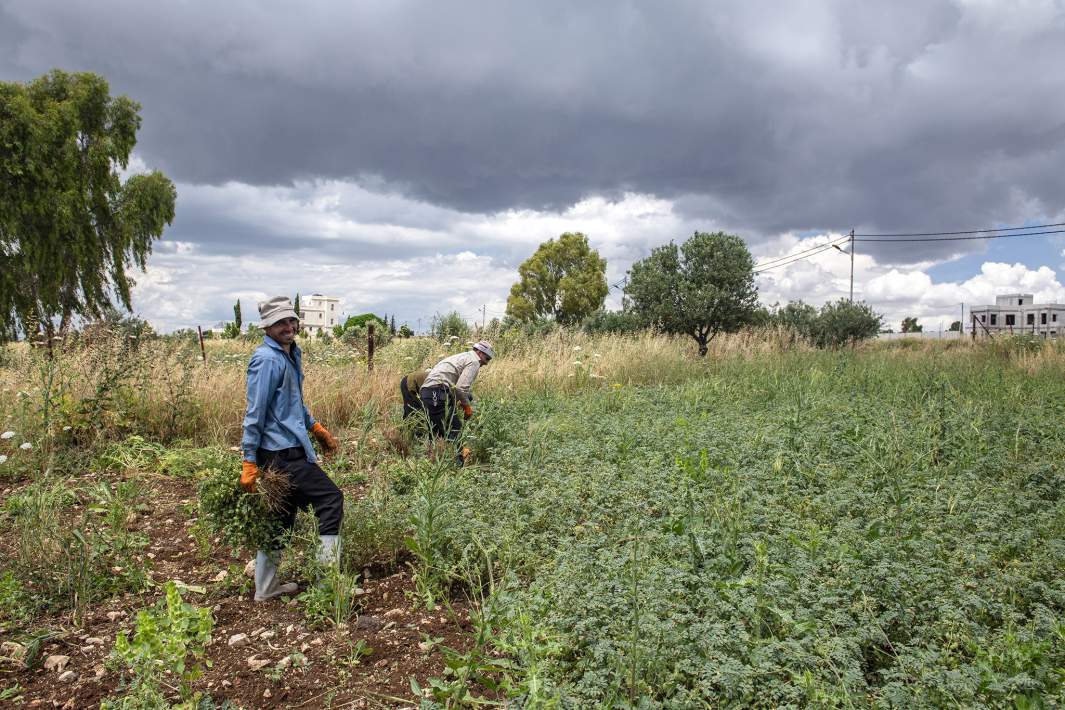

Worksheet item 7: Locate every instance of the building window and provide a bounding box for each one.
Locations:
[1018,298,1024,305]
[1042,313,1047,325]
[1006,314,1015,326]
[990,314,997,325]
[1027,313,1035,325]
[980,314,985,323]
[1055,314,1058,323]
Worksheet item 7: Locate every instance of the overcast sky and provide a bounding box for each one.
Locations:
[4,0,1065,332]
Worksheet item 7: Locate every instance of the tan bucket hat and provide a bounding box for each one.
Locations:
[258,296,299,328]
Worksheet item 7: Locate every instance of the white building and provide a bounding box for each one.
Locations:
[300,293,340,335]
[969,294,1065,338]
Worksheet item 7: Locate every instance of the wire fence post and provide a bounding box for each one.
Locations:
[367,324,375,372]
[197,325,207,365]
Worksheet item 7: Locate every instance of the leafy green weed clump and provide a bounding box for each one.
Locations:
[104,581,214,709]
[197,465,288,553]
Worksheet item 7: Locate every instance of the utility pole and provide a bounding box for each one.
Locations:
[849,229,855,302]
[481,304,486,331]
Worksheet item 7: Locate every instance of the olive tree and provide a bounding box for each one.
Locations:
[810,299,882,348]
[624,231,757,356]
[0,70,176,342]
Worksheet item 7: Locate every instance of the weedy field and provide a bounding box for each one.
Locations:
[0,331,1063,708]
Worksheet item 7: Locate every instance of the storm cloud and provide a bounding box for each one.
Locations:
[3,0,1065,329]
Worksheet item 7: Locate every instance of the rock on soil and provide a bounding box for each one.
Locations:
[44,655,70,673]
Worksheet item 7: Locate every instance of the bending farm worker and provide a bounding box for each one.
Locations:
[241,296,344,602]
[399,368,429,421]
[419,340,495,464]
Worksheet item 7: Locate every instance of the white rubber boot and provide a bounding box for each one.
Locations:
[318,535,341,566]
[254,550,298,601]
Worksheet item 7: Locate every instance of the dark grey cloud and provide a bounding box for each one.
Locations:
[3,0,1065,265]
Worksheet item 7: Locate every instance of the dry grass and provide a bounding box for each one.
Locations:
[4,328,1065,452]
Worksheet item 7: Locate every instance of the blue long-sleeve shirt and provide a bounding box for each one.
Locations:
[241,336,317,463]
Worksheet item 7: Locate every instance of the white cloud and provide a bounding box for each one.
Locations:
[132,173,1065,335]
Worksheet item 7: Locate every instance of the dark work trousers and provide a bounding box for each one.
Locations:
[419,385,462,441]
[258,447,343,535]
[399,376,425,420]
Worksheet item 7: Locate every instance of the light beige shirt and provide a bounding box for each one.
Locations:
[422,351,480,404]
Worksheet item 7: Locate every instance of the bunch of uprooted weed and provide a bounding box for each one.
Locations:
[197,464,292,553]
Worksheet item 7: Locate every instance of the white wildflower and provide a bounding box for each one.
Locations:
[573,346,582,351]
[593,353,601,358]
[0,455,6,464]
[62,425,72,432]
[19,442,32,450]
[0,431,14,440]
[573,360,582,366]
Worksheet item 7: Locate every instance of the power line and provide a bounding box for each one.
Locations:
[754,241,846,273]
[854,221,1065,238]
[753,234,850,270]
[855,227,1065,243]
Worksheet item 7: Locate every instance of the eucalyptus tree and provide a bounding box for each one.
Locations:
[0,69,176,342]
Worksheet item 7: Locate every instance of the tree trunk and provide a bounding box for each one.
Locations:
[58,308,72,338]
[694,333,709,357]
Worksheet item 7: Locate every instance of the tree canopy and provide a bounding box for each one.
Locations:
[624,231,757,355]
[901,316,923,333]
[810,299,882,348]
[506,232,608,325]
[0,69,176,341]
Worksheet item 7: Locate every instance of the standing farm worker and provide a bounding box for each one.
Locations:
[419,340,495,463]
[240,296,344,602]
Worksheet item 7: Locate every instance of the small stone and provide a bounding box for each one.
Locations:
[84,637,104,646]
[212,570,228,582]
[228,633,250,648]
[310,638,323,646]
[300,643,310,652]
[0,641,25,660]
[106,611,126,622]
[44,654,70,672]
[247,656,271,671]
[260,630,276,640]
[355,615,384,632]
[58,670,77,683]
[263,688,272,699]
[285,624,295,635]
[94,666,106,679]
[221,680,232,688]
[250,627,266,638]
[276,655,292,669]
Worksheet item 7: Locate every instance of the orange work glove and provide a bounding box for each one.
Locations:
[462,403,473,419]
[311,422,339,452]
[240,461,259,493]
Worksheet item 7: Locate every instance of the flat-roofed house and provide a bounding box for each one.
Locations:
[969,294,1065,338]
[300,294,341,336]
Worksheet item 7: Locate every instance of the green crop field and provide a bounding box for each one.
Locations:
[1,334,1064,708]
[403,350,1065,706]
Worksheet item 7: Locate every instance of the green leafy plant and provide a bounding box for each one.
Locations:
[105,581,214,709]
